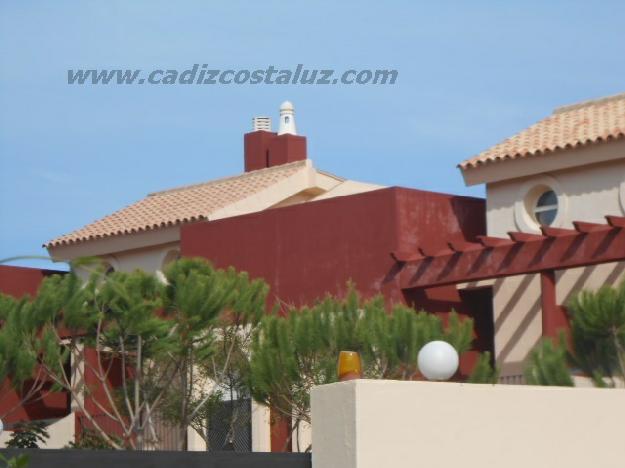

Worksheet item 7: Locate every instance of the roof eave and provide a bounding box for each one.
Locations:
[460,137,625,186]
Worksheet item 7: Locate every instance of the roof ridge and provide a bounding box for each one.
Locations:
[553,92,625,115]
[314,167,345,182]
[148,159,309,197]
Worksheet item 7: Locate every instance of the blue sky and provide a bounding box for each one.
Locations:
[1,1,624,270]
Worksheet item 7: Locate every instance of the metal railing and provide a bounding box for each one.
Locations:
[76,412,183,450]
[498,374,525,385]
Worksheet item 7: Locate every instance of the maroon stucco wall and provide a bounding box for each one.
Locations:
[0,265,62,299]
[181,187,485,309]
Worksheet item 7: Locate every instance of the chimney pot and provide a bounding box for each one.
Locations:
[252,116,272,132]
[278,101,297,135]
[243,101,306,172]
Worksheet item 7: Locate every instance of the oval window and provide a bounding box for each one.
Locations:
[533,190,558,226]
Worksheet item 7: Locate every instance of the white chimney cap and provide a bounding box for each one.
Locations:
[278,101,297,135]
[280,100,294,111]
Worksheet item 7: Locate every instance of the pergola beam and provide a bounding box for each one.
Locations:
[606,215,625,228]
[573,221,611,233]
[541,226,577,237]
[400,220,625,289]
[447,241,481,253]
[476,235,513,247]
[417,246,453,257]
[508,231,546,242]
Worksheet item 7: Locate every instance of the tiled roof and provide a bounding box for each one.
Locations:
[460,93,625,170]
[47,161,308,247]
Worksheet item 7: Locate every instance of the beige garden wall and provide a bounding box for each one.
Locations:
[312,379,625,468]
[0,413,75,449]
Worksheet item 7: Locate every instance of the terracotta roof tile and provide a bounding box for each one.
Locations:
[460,93,625,170]
[47,160,307,247]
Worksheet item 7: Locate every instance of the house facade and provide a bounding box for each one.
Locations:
[46,102,383,281]
[1,93,625,451]
[459,93,625,381]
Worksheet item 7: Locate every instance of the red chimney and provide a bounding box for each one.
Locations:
[268,134,307,167]
[244,130,277,172]
[244,104,307,172]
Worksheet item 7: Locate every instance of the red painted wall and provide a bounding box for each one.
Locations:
[0,265,70,425]
[182,187,485,309]
[0,265,62,298]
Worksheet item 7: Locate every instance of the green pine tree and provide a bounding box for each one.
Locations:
[249,285,492,451]
[0,258,269,450]
[6,421,49,449]
[568,281,625,385]
[524,279,625,387]
[468,352,499,384]
[524,336,573,386]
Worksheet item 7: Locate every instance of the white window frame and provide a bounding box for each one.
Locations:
[514,175,567,233]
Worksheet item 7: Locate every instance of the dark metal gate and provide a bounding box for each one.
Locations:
[207,398,252,451]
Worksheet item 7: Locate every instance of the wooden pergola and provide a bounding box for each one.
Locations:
[393,215,625,337]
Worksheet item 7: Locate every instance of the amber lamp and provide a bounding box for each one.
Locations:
[338,351,362,381]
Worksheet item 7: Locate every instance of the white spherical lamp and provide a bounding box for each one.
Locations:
[417,340,459,381]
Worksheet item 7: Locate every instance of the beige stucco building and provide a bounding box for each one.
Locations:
[29,93,625,449]
[459,92,625,380]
